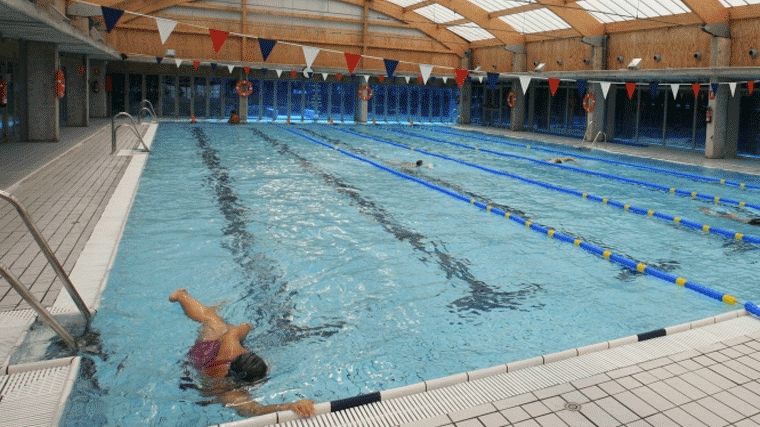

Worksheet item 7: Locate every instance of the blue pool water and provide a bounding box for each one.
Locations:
[61,122,760,426]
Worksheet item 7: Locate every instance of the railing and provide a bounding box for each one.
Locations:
[0,190,93,351]
[137,99,158,124]
[111,112,151,154]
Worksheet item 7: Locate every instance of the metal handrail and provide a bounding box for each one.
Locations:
[137,107,155,124]
[111,112,151,154]
[0,263,78,351]
[137,99,158,124]
[591,131,607,147]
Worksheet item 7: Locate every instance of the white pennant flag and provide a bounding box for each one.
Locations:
[227,65,235,73]
[519,76,532,94]
[363,75,371,83]
[477,75,485,83]
[303,67,313,78]
[276,69,283,78]
[419,64,434,84]
[174,58,182,68]
[670,83,680,99]
[404,76,411,83]
[729,82,737,97]
[442,77,448,84]
[600,81,612,99]
[321,72,329,81]
[302,46,320,69]
[155,18,178,45]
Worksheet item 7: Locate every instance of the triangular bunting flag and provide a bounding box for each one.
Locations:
[649,83,659,100]
[417,76,424,83]
[749,81,755,94]
[302,46,320,69]
[576,80,587,97]
[174,58,182,68]
[711,83,719,98]
[600,81,612,99]
[670,83,680,99]
[455,68,468,88]
[519,76,532,94]
[626,82,636,99]
[209,29,229,54]
[303,68,312,78]
[291,70,298,78]
[336,73,343,81]
[276,69,283,78]
[101,6,124,33]
[548,78,560,97]
[692,83,700,98]
[244,66,250,75]
[363,75,371,83]
[227,65,235,73]
[322,73,329,81]
[477,76,485,83]
[384,59,399,78]
[258,39,277,62]
[261,68,267,75]
[419,64,434,84]
[404,76,411,84]
[155,18,178,45]
[729,82,737,97]
[345,53,361,74]
[193,61,200,69]
[211,63,217,70]
[487,72,499,91]
[156,57,163,64]
[442,77,448,84]
[378,75,385,83]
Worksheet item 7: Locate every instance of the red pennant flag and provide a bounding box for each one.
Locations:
[244,66,250,75]
[193,61,200,70]
[290,70,298,78]
[749,81,755,94]
[455,68,468,88]
[336,73,343,81]
[692,83,700,98]
[417,76,423,83]
[344,53,361,74]
[626,82,636,99]
[378,75,385,83]
[209,29,229,54]
[548,78,560,97]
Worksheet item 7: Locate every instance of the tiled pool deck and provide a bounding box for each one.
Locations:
[0,121,759,427]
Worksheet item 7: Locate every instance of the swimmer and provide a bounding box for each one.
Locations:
[170,289,315,418]
[545,157,577,164]
[228,110,241,124]
[699,206,760,226]
[401,160,433,169]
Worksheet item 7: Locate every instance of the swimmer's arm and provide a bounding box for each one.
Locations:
[221,390,315,418]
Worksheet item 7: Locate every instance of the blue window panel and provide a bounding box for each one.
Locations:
[276,80,288,121]
[330,83,342,120]
[303,81,316,121]
[420,87,431,122]
[318,82,329,119]
[398,86,408,119]
[247,79,261,120]
[224,78,237,117]
[291,81,303,121]
[209,78,222,118]
[410,87,421,121]
[178,76,191,117]
[343,82,356,122]
[387,85,398,122]
[161,75,176,116]
[262,80,275,120]
[194,77,207,118]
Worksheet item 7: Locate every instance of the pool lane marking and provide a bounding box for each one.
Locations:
[284,125,738,306]
[387,127,760,212]
[423,126,760,191]
[335,127,760,246]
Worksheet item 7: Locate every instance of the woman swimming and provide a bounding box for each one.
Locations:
[170,289,315,418]
[699,206,760,226]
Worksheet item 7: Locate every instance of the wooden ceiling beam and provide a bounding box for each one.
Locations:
[403,0,438,13]
[533,0,604,36]
[488,4,544,19]
[680,0,729,24]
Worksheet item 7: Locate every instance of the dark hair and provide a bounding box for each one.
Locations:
[416,160,423,166]
[230,110,237,115]
[228,352,268,382]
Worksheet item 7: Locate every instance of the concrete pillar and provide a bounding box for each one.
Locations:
[61,54,88,127]
[354,79,368,123]
[458,79,471,124]
[585,39,608,142]
[24,41,58,141]
[705,35,734,158]
[89,59,107,118]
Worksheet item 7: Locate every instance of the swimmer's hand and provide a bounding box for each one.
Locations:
[289,399,316,418]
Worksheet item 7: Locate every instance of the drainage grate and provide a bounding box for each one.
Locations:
[565,402,582,412]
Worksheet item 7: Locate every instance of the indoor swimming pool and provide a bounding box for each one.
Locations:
[60,122,760,426]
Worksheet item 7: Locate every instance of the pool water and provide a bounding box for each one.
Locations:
[61,122,760,426]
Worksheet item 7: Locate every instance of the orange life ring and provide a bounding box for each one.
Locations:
[236,80,253,97]
[358,85,373,101]
[506,91,517,108]
[55,70,65,99]
[582,93,596,112]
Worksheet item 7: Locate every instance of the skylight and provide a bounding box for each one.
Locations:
[499,8,571,33]
[383,0,427,7]
[414,4,464,24]
[718,0,760,5]
[466,0,530,13]
[576,0,690,22]
[448,23,496,41]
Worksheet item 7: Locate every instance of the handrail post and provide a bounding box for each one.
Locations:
[111,114,117,154]
[112,112,151,153]
[0,191,91,323]
[0,264,78,351]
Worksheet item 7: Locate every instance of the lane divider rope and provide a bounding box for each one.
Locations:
[282,124,739,306]
[386,127,760,212]
[336,126,760,246]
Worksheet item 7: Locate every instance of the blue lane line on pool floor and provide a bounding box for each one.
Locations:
[386,127,760,212]
[281,124,739,306]
[335,126,760,246]
[422,126,760,191]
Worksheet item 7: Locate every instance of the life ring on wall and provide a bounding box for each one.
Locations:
[236,80,253,97]
[506,91,517,108]
[0,79,7,107]
[55,70,66,99]
[358,85,373,101]
[582,93,596,112]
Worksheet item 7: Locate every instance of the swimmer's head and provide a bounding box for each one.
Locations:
[230,110,237,115]
[416,160,423,167]
[228,352,268,382]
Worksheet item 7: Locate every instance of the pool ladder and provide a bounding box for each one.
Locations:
[0,191,91,352]
[137,99,158,124]
[111,112,151,154]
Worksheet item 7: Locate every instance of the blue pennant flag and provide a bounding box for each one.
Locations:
[576,79,588,97]
[487,72,499,90]
[155,57,163,64]
[258,39,277,62]
[649,83,659,100]
[101,6,125,33]
[261,68,268,76]
[211,63,217,70]
[384,59,399,78]
[711,83,720,96]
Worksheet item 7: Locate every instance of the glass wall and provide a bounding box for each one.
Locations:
[194,77,206,118]
[532,85,550,132]
[387,85,398,122]
[128,74,142,116]
[304,81,316,120]
[291,81,303,121]
[247,79,261,120]
[178,76,191,117]
[145,75,159,114]
[738,92,760,156]
[109,73,126,116]
[262,80,275,120]
[161,75,176,116]
[638,87,665,145]
[343,82,356,122]
[209,78,222,118]
[318,82,329,120]
[224,79,237,117]
[330,83,342,121]
[276,81,288,120]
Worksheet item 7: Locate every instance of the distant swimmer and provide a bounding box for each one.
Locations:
[228,110,241,124]
[545,157,577,164]
[401,160,433,169]
[700,206,760,226]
